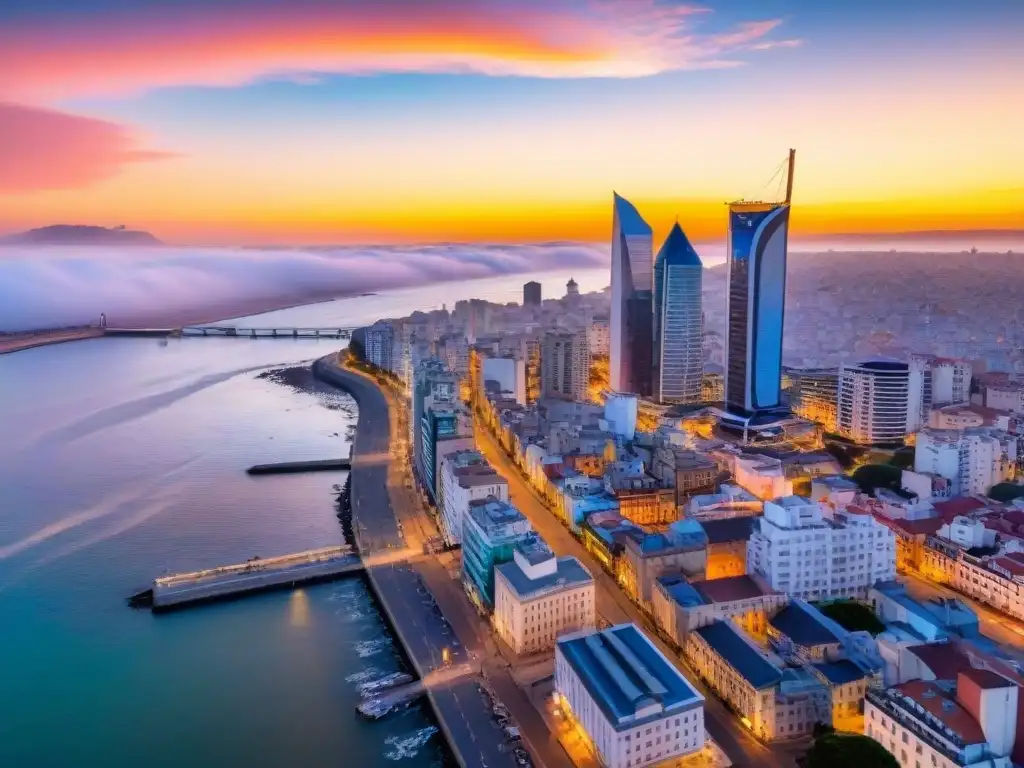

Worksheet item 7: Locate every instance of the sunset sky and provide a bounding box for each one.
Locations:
[1,0,1021,245]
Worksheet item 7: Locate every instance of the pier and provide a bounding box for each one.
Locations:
[246,457,352,475]
[141,545,364,610]
[181,326,355,339]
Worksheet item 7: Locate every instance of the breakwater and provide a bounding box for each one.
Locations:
[246,457,351,475]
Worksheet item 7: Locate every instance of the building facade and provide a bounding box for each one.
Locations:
[787,367,839,433]
[493,540,595,655]
[542,329,590,402]
[653,222,704,405]
[365,321,394,371]
[461,498,534,611]
[610,193,654,396]
[555,624,705,768]
[914,428,1017,497]
[747,496,897,601]
[523,280,542,306]
[838,360,911,446]
[439,450,508,547]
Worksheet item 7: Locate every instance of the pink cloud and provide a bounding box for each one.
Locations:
[0,103,175,193]
[0,1,799,100]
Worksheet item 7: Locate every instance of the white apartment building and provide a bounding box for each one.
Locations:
[493,539,595,655]
[555,624,705,768]
[987,383,1024,415]
[365,321,394,371]
[542,329,590,401]
[439,450,508,547]
[914,428,1017,497]
[932,359,973,406]
[865,669,1018,768]
[839,360,911,445]
[589,317,610,357]
[747,496,896,601]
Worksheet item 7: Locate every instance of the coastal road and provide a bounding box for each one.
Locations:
[473,415,800,768]
[316,359,522,768]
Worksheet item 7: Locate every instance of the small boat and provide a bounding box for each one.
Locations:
[358,672,414,696]
[356,699,393,719]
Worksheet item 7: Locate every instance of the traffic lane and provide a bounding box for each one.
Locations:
[473,423,794,768]
[487,666,576,768]
[438,679,520,768]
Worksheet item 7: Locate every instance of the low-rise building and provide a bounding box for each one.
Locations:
[555,624,705,768]
[954,552,1024,622]
[493,538,595,655]
[915,428,1017,497]
[606,470,677,526]
[700,516,757,578]
[619,520,708,611]
[461,498,534,611]
[733,454,794,500]
[865,670,1018,768]
[767,600,845,663]
[870,581,979,642]
[652,573,787,646]
[687,484,762,520]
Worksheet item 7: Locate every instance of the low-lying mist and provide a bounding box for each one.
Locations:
[0,243,608,332]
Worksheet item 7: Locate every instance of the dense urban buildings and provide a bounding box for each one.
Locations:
[837,359,911,445]
[365,320,394,370]
[555,624,705,768]
[721,150,795,432]
[439,450,508,547]
[915,429,1017,496]
[653,221,704,404]
[786,367,839,433]
[461,498,534,610]
[523,280,542,307]
[610,193,654,397]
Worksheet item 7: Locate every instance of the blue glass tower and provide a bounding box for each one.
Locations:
[653,222,704,404]
[724,150,795,424]
[610,193,654,397]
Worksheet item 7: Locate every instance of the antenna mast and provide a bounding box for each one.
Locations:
[784,148,796,204]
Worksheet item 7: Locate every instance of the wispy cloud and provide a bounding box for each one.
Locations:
[0,243,609,331]
[0,103,175,193]
[0,0,799,100]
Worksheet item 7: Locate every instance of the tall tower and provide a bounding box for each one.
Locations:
[610,193,654,396]
[724,150,795,422]
[653,222,704,404]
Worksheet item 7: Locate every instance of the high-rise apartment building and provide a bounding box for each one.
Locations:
[653,222,704,404]
[723,150,795,428]
[837,360,911,445]
[542,329,590,401]
[588,316,610,357]
[787,367,839,432]
[364,321,394,371]
[523,281,542,306]
[610,193,654,396]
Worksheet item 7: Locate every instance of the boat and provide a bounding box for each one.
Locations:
[356,699,393,719]
[358,671,414,696]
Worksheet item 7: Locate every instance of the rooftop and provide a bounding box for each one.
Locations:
[515,535,554,566]
[496,555,592,600]
[699,516,757,544]
[467,498,531,538]
[959,667,1014,690]
[693,575,774,604]
[906,643,973,681]
[557,624,702,731]
[655,221,702,268]
[694,621,782,690]
[813,660,867,686]
[814,475,859,491]
[769,602,842,647]
[933,496,988,522]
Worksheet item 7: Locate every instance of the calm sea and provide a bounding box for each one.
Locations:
[0,269,605,768]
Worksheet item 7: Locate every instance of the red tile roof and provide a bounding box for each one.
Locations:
[959,667,1014,690]
[993,556,1024,577]
[893,680,985,744]
[907,643,973,680]
[933,497,987,522]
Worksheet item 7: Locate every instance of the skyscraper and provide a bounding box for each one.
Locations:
[653,222,704,404]
[542,329,590,401]
[610,193,654,396]
[724,150,795,426]
[523,281,542,306]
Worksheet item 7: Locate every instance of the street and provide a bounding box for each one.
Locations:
[472,415,800,768]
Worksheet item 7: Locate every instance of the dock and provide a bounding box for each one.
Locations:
[143,545,363,610]
[246,458,352,475]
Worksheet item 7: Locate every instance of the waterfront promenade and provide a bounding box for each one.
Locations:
[314,357,524,768]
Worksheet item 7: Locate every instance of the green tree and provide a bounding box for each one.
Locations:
[889,446,915,470]
[803,733,898,768]
[989,482,1024,503]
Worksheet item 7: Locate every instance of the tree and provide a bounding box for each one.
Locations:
[852,463,903,494]
[803,733,898,768]
[989,482,1024,503]
[889,446,915,470]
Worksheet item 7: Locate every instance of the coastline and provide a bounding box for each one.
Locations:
[0,327,104,356]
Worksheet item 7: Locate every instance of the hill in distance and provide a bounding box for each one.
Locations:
[3,225,162,246]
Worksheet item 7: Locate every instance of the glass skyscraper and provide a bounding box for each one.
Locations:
[610,193,654,396]
[653,222,704,404]
[724,202,792,419]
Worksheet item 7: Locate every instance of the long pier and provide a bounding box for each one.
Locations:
[246,458,352,475]
[102,326,357,340]
[136,545,363,610]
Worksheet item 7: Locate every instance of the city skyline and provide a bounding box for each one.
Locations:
[1,0,1022,244]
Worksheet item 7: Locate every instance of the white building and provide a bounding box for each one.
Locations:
[838,360,911,445]
[938,515,996,550]
[865,669,1018,768]
[987,383,1024,415]
[365,321,394,371]
[733,454,794,500]
[482,356,527,405]
[604,392,639,441]
[914,428,1017,497]
[555,623,705,768]
[932,358,973,406]
[439,450,508,547]
[494,538,595,655]
[542,329,591,401]
[589,317,610,357]
[747,496,896,601]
